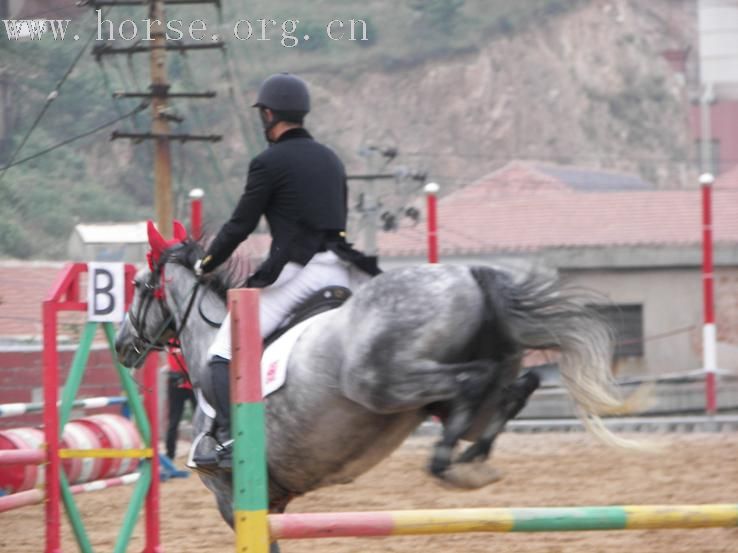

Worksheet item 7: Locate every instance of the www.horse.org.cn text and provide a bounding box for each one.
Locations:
[2,10,370,47]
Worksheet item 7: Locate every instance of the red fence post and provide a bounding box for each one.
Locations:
[189,188,204,241]
[424,182,440,264]
[229,289,270,552]
[143,352,161,553]
[43,299,61,553]
[41,262,153,551]
[700,173,717,415]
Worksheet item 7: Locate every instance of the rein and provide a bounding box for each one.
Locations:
[128,257,204,368]
[197,285,223,329]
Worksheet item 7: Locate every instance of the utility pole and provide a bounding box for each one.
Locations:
[150,0,172,237]
[359,148,380,256]
[350,159,427,257]
[354,145,399,255]
[92,0,223,240]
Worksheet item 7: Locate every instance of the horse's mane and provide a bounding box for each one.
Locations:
[161,239,247,302]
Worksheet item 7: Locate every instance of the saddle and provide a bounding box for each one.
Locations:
[263,286,352,348]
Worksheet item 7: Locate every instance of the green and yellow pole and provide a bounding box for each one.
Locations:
[229,289,270,552]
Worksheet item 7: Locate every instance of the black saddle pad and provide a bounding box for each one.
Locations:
[263,286,352,348]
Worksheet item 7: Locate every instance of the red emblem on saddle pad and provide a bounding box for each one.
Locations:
[266,361,278,384]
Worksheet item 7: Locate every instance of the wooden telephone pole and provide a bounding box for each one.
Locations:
[149,0,172,237]
[92,0,222,239]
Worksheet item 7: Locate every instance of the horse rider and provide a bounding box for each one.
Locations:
[191,72,380,471]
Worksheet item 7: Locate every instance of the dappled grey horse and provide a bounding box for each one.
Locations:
[115,237,636,544]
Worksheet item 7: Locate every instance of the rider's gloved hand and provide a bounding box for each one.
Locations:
[194,255,213,278]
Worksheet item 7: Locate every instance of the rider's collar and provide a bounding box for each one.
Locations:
[275,127,311,143]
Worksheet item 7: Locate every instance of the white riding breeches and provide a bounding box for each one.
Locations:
[207,251,351,361]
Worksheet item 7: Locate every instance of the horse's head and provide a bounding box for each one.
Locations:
[115,219,200,368]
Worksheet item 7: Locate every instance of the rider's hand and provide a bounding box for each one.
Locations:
[194,256,212,278]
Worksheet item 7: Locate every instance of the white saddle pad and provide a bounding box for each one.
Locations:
[195,310,332,422]
[261,310,332,397]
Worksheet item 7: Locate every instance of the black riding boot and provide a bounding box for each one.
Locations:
[192,356,233,471]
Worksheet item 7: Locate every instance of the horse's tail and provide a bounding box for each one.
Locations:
[470,266,647,450]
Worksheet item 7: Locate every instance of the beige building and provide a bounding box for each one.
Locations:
[67,222,150,263]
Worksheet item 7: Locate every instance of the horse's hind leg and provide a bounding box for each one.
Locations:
[429,400,478,480]
[430,362,537,489]
[345,358,498,414]
[427,360,499,481]
[456,371,541,465]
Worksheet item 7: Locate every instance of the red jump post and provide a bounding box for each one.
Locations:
[424,182,440,264]
[700,173,717,415]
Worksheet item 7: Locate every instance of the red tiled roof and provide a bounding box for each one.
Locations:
[0,233,273,339]
[715,164,738,189]
[379,163,738,257]
[0,261,68,339]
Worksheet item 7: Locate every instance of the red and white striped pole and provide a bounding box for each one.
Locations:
[424,182,440,264]
[189,188,204,241]
[700,172,717,415]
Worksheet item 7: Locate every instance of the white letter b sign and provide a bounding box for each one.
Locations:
[87,263,125,322]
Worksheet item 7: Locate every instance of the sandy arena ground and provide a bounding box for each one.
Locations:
[1,432,737,552]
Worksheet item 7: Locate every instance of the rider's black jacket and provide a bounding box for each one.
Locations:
[202,128,380,287]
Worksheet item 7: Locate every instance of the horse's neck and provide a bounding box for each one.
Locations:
[164,265,226,388]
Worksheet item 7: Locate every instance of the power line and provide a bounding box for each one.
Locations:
[125,46,144,91]
[97,60,136,131]
[402,150,731,165]
[215,3,265,157]
[218,45,263,156]
[179,52,236,208]
[0,102,148,172]
[0,7,109,191]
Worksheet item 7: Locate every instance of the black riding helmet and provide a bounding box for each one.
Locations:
[253,73,310,114]
[253,73,310,142]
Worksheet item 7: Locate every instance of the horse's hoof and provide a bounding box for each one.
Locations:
[428,444,453,477]
[437,461,503,490]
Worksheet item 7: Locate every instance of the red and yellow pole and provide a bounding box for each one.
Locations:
[229,289,270,552]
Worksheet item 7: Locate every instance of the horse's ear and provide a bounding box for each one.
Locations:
[147,220,167,255]
[173,220,188,242]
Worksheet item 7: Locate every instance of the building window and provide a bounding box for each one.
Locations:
[591,304,644,358]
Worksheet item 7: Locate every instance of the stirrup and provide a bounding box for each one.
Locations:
[214,439,234,469]
[188,431,234,474]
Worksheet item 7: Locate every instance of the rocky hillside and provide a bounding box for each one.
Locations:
[308,0,696,187]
